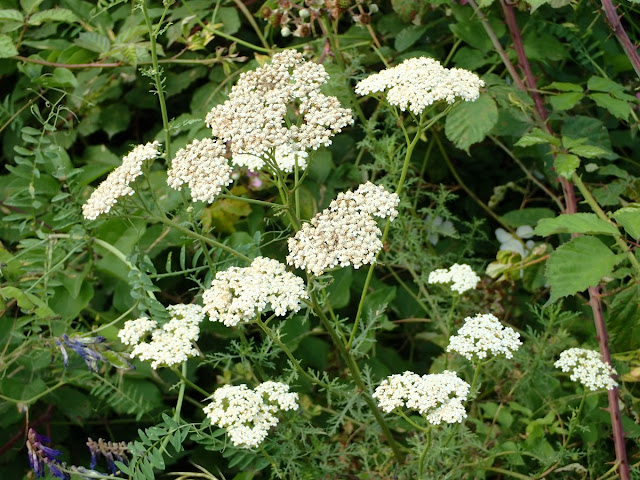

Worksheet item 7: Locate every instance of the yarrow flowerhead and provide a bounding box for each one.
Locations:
[118,304,204,369]
[26,428,69,479]
[82,141,161,220]
[428,263,480,294]
[554,348,618,391]
[373,371,470,425]
[167,138,233,203]
[202,256,308,327]
[205,49,352,169]
[447,313,522,361]
[203,381,299,448]
[355,57,484,115]
[286,182,399,276]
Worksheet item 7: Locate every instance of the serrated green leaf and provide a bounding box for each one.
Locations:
[613,206,640,240]
[549,92,583,111]
[445,93,498,153]
[74,31,110,53]
[28,8,78,25]
[554,153,580,178]
[587,75,625,93]
[545,236,622,304]
[568,144,609,159]
[545,82,582,92]
[534,213,619,236]
[589,93,631,121]
[0,9,24,22]
[0,34,18,58]
[514,128,558,148]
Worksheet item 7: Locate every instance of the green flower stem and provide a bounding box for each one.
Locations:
[174,362,188,421]
[238,327,265,381]
[219,192,277,208]
[571,173,640,277]
[150,215,251,262]
[310,291,404,462]
[141,1,171,161]
[563,389,587,447]
[171,366,212,398]
[386,266,430,314]
[444,294,459,369]
[396,409,429,433]
[230,0,270,51]
[417,427,432,478]
[469,361,484,399]
[255,317,330,389]
[80,305,137,337]
[258,445,284,479]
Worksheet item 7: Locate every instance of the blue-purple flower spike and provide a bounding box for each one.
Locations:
[57,334,107,372]
[26,428,69,480]
[86,437,129,475]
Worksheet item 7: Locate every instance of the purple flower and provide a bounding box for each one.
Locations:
[26,428,69,480]
[86,437,129,475]
[56,334,132,372]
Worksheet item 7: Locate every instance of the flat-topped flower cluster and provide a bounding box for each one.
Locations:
[203,381,299,448]
[202,256,308,327]
[287,182,399,276]
[373,370,470,425]
[118,304,204,369]
[428,263,481,294]
[448,313,522,361]
[555,348,618,391]
[355,57,484,115]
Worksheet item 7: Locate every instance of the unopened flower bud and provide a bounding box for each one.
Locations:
[281,26,291,37]
[369,3,379,13]
[299,8,310,18]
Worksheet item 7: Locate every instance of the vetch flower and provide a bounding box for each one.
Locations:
[355,57,484,115]
[555,348,618,391]
[118,304,204,369]
[57,334,106,373]
[373,371,470,425]
[447,313,522,361]
[26,428,69,479]
[427,263,480,294]
[86,438,129,474]
[287,182,399,276]
[82,141,161,220]
[202,257,308,327]
[167,138,233,203]
[203,382,299,448]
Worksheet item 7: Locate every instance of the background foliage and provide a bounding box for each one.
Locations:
[1,0,640,479]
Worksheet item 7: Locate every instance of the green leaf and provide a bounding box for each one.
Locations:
[394,24,428,52]
[534,213,619,236]
[444,93,498,153]
[514,128,558,148]
[216,7,241,35]
[589,93,631,121]
[549,92,583,111]
[0,286,55,318]
[561,116,616,160]
[28,8,78,25]
[20,0,44,14]
[554,153,580,178]
[545,236,622,304]
[568,144,609,159]
[74,31,110,53]
[501,208,555,228]
[527,0,551,13]
[613,205,640,240]
[545,82,582,92]
[0,34,18,58]
[0,9,24,22]
[100,104,131,138]
[587,75,625,93]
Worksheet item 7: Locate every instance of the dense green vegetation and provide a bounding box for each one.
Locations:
[1,0,640,478]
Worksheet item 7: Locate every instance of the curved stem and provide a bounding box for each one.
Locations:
[396,409,429,433]
[310,291,404,462]
[417,428,432,478]
[171,366,212,398]
[563,390,587,447]
[231,0,270,51]
[141,1,171,161]
[174,362,188,421]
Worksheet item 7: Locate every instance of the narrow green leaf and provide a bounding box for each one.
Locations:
[514,128,557,148]
[444,93,498,153]
[0,9,24,22]
[545,236,622,304]
[534,213,619,236]
[613,205,640,240]
[568,144,609,159]
[28,8,78,25]
[554,153,580,178]
[545,81,582,92]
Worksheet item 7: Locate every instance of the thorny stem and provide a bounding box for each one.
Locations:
[141,1,171,161]
[310,291,404,462]
[599,0,640,80]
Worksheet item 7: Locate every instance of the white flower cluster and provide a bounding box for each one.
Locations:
[167,138,233,203]
[554,348,618,391]
[205,49,352,169]
[203,381,299,448]
[447,313,522,361]
[355,57,484,115]
[82,141,161,220]
[232,142,309,173]
[373,370,470,425]
[202,257,308,327]
[287,182,399,276]
[117,304,204,369]
[428,263,480,294]
[495,226,535,257]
